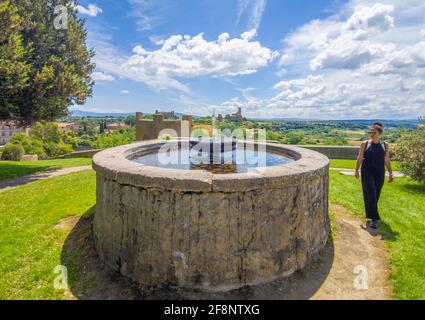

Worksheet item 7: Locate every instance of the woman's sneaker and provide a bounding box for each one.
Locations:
[370,220,378,229]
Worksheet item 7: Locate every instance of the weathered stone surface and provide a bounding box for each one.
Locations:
[93,141,330,291]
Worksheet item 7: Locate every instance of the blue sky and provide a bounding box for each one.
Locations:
[73,0,425,119]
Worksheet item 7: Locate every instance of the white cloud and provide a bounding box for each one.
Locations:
[421,29,425,37]
[95,30,278,92]
[75,4,103,17]
[128,0,160,31]
[92,71,115,81]
[121,90,130,94]
[346,3,394,34]
[236,0,268,30]
[192,1,425,119]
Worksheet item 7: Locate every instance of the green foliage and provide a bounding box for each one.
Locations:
[124,115,136,127]
[287,131,305,145]
[0,0,94,125]
[396,124,425,183]
[99,121,106,134]
[77,119,98,137]
[324,136,348,146]
[194,117,213,125]
[76,134,95,147]
[10,132,46,158]
[90,128,136,149]
[9,122,74,158]
[266,130,285,143]
[30,122,62,143]
[64,130,78,148]
[43,141,73,158]
[0,143,24,161]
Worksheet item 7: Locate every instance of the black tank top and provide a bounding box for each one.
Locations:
[363,141,386,171]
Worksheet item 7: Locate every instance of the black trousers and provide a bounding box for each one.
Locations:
[361,167,385,221]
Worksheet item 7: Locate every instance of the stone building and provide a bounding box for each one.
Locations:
[219,107,244,122]
[58,122,80,133]
[155,110,178,120]
[106,123,130,134]
[136,112,194,141]
[0,121,29,145]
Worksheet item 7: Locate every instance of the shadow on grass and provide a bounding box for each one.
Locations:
[60,206,140,300]
[61,206,334,300]
[0,162,61,181]
[361,220,399,242]
[401,182,425,195]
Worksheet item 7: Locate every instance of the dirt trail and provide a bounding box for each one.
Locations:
[311,204,392,300]
[60,204,392,300]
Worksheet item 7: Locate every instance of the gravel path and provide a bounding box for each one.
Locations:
[0,166,93,192]
[330,168,405,177]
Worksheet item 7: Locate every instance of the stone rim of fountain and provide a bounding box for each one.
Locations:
[92,140,331,291]
[92,139,330,193]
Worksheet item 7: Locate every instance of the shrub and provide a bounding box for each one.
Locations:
[1,143,25,161]
[43,141,73,158]
[10,133,46,158]
[64,130,79,148]
[90,128,136,149]
[287,132,305,145]
[77,135,94,147]
[396,125,425,183]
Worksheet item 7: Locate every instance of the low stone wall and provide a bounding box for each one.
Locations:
[64,149,103,159]
[93,141,330,291]
[301,145,360,160]
[22,155,38,161]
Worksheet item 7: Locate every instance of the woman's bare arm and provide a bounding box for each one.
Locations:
[355,141,367,179]
[384,142,394,182]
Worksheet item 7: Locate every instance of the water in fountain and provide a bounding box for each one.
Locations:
[132,138,294,173]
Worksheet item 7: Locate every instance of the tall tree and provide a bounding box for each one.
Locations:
[0,0,94,125]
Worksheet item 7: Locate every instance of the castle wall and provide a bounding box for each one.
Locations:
[136,112,194,141]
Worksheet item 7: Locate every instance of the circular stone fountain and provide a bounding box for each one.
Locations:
[93,140,330,291]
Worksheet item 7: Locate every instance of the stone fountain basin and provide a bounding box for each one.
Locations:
[92,140,330,292]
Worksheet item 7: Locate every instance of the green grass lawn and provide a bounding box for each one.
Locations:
[0,166,424,299]
[0,170,96,299]
[0,158,92,182]
[330,159,400,171]
[330,170,425,299]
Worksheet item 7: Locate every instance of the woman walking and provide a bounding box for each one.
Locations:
[355,122,394,229]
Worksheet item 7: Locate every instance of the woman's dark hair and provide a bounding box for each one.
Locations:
[372,121,384,134]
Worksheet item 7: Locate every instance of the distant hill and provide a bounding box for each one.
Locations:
[70,110,197,119]
[70,110,134,118]
[70,110,418,127]
[250,118,420,127]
